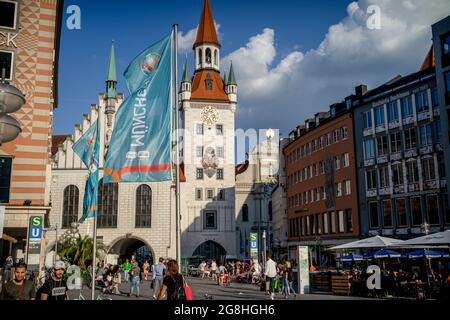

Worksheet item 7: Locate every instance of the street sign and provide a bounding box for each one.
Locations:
[250,232,258,260]
[27,216,43,272]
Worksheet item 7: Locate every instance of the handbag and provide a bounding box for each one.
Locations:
[183,277,194,300]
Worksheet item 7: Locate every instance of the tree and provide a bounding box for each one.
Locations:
[59,236,105,269]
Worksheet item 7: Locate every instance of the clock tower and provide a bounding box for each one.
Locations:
[179,0,238,260]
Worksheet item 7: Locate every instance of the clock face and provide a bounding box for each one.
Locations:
[201,106,219,126]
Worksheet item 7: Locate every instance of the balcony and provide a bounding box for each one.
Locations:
[391,152,403,161]
[388,120,401,130]
[363,128,374,136]
[408,183,420,192]
[404,149,417,158]
[375,124,386,133]
[402,116,415,126]
[376,155,388,164]
[393,185,405,194]
[366,189,377,198]
[364,159,375,167]
[424,179,439,190]
[419,145,433,155]
[379,187,391,196]
[417,111,431,122]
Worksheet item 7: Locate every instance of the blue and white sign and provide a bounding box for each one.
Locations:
[29,226,42,239]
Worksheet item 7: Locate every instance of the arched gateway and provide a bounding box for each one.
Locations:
[193,241,226,262]
[107,236,154,265]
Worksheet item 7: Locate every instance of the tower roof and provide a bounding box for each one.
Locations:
[194,0,221,49]
[223,70,227,86]
[227,62,237,85]
[182,57,191,83]
[107,40,117,82]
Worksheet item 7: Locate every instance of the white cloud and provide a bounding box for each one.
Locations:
[222,0,450,135]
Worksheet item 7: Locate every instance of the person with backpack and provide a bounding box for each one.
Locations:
[157,260,187,301]
[39,261,68,301]
[129,261,141,298]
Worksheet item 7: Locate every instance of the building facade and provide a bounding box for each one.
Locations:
[432,16,450,216]
[284,106,360,264]
[179,0,239,261]
[0,0,63,263]
[352,67,450,238]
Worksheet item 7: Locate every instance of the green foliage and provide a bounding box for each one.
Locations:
[58,235,105,269]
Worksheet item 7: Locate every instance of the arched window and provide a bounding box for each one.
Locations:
[214,50,218,65]
[97,179,118,228]
[198,48,203,64]
[136,185,152,228]
[242,204,249,222]
[62,185,79,228]
[206,48,212,64]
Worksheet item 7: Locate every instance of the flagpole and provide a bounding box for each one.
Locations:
[91,120,100,300]
[173,24,181,263]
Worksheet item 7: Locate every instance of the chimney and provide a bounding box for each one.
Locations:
[355,84,368,97]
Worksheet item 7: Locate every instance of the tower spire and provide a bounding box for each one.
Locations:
[227,61,237,86]
[182,55,191,83]
[106,40,117,99]
[194,0,220,49]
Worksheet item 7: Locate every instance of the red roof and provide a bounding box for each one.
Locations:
[51,135,70,156]
[191,71,229,102]
[194,0,220,48]
[420,45,435,71]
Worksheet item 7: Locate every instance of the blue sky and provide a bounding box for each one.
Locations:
[54,0,352,134]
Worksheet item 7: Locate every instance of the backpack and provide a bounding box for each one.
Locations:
[171,275,186,300]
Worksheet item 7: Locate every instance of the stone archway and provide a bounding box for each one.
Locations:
[108,236,154,266]
[192,240,226,262]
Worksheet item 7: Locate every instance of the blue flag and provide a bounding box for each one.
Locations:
[104,33,173,183]
[72,120,100,223]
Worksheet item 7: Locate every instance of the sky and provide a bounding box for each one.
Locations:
[55,0,450,140]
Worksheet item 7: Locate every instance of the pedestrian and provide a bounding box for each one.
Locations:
[38,261,68,301]
[211,259,218,281]
[218,264,227,286]
[0,262,36,300]
[157,260,187,301]
[129,261,141,298]
[143,260,150,281]
[122,258,132,283]
[285,259,297,297]
[264,252,277,300]
[112,266,121,295]
[2,256,14,284]
[152,257,167,299]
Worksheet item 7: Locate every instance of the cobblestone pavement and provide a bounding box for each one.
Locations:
[67,276,377,300]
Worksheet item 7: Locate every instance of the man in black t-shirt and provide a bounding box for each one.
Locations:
[0,262,36,300]
[39,261,68,301]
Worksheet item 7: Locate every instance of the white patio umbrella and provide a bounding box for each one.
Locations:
[330,236,405,250]
[401,230,450,246]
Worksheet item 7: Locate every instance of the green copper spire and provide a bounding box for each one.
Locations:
[106,40,117,99]
[182,56,191,83]
[223,70,227,86]
[227,61,237,86]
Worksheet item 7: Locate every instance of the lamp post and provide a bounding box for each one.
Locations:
[0,66,25,145]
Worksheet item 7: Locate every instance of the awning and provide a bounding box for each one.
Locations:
[401,230,450,246]
[330,236,405,250]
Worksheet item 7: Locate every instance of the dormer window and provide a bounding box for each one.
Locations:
[205,74,213,90]
[206,48,212,64]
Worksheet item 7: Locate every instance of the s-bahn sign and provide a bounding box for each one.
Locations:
[27,216,43,272]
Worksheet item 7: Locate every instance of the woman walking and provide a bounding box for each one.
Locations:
[129,261,141,298]
[143,260,150,281]
[157,260,187,301]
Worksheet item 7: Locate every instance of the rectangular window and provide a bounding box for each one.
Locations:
[411,197,423,226]
[438,155,446,178]
[426,195,440,225]
[320,161,325,174]
[0,50,14,81]
[392,163,404,186]
[377,136,388,156]
[313,164,317,176]
[216,124,223,135]
[364,139,376,160]
[320,186,325,200]
[336,182,342,197]
[431,87,439,108]
[331,211,337,233]
[415,90,429,113]
[401,96,413,117]
[363,111,372,129]
[422,158,435,181]
[407,160,419,183]
[390,132,402,153]
[366,169,377,190]
[343,153,350,167]
[446,72,450,104]
[374,106,385,126]
[217,146,224,158]
[345,180,351,195]
[443,194,450,224]
[334,156,341,170]
[317,214,322,235]
[301,217,306,236]
[196,168,204,180]
[338,211,345,233]
[404,128,417,150]
[319,136,324,149]
[195,188,203,200]
[204,211,217,229]
[380,166,390,188]
[316,188,320,201]
[0,157,12,204]
[341,126,348,140]
[206,189,214,200]
[383,200,392,227]
[396,199,407,227]
[333,129,339,143]
[436,121,442,143]
[369,202,379,229]
[326,133,331,146]
[196,123,204,135]
[387,101,398,122]
[216,168,224,180]
[306,216,311,236]
[343,209,352,233]
[0,0,18,29]
[323,213,329,234]
[419,124,432,146]
[196,146,204,157]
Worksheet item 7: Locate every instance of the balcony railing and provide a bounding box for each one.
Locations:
[402,116,415,126]
[417,111,431,121]
[379,187,391,196]
[366,189,377,198]
[423,179,439,190]
[404,149,417,158]
[391,152,403,161]
[408,183,420,192]
[388,120,401,130]
[364,159,376,167]
[419,145,433,155]
[376,155,388,164]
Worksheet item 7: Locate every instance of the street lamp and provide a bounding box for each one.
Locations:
[0,67,26,145]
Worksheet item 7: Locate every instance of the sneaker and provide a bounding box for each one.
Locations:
[270,293,275,300]
[153,295,157,300]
